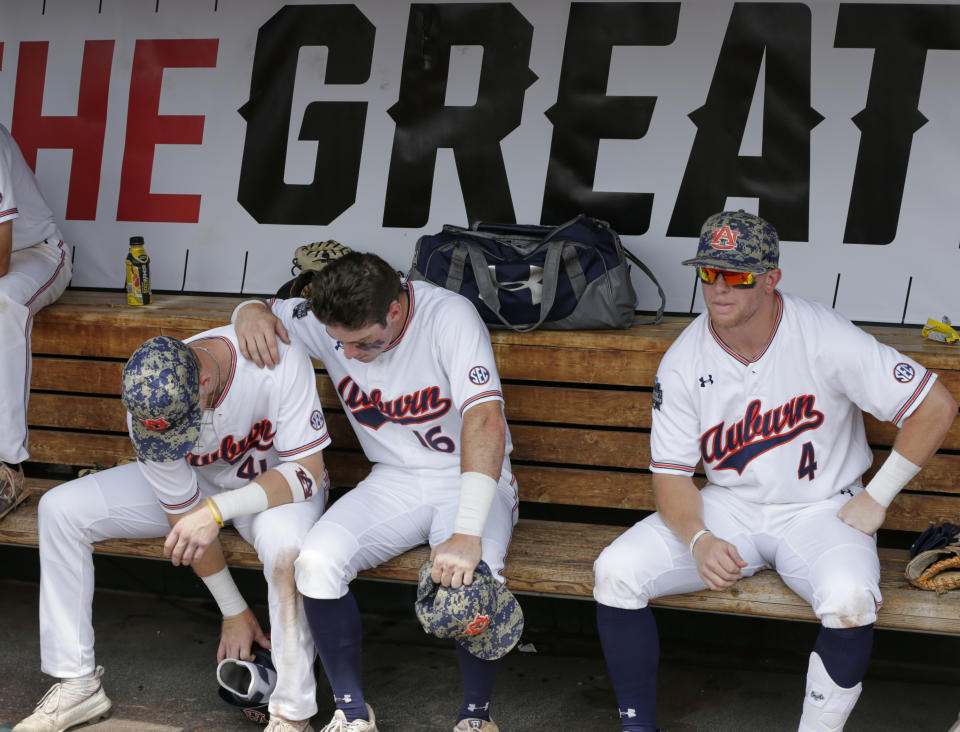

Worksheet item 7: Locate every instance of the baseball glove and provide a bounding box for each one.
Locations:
[276,240,353,300]
[905,522,960,595]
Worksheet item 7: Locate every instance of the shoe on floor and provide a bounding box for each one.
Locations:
[319,703,377,731]
[265,717,314,732]
[454,719,499,731]
[13,666,112,732]
[0,461,26,520]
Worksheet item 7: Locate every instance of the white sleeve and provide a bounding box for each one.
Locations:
[0,133,19,224]
[271,342,332,459]
[138,458,201,514]
[436,295,504,416]
[649,348,701,475]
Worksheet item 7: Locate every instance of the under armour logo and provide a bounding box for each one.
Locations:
[840,487,853,497]
[334,694,353,704]
[619,708,637,718]
[492,264,543,305]
[810,691,824,701]
[466,703,490,713]
[334,340,343,351]
[466,721,484,730]
[699,375,714,387]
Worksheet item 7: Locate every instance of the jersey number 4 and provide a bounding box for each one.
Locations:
[236,456,270,481]
[798,441,818,481]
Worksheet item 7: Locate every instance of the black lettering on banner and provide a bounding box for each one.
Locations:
[542,2,679,234]
[238,5,374,224]
[383,4,536,227]
[669,3,823,242]
[836,4,960,245]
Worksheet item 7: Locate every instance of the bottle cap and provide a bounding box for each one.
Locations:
[130,236,145,246]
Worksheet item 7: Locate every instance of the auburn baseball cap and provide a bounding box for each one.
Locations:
[682,209,779,273]
[414,560,524,660]
[121,335,202,463]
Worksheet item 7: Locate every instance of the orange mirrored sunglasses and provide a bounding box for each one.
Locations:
[697,267,758,289]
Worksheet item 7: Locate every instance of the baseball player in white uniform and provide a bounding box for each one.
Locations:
[234,251,518,732]
[592,210,957,732]
[0,123,72,518]
[16,328,331,732]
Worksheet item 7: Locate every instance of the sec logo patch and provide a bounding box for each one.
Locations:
[310,410,325,430]
[469,366,490,385]
[893,363,915,383]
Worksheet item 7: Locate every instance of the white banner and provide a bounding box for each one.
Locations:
[1,0,958,324]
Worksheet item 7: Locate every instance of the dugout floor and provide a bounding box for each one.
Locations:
[1,547,959,732]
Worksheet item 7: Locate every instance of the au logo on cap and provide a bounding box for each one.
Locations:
[709,226,740,250]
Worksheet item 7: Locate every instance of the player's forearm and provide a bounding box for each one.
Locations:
[653,473,707,546]
[460,401,506,479]
[168,512,249,616]
[891,379,957,466]
[210,453,328,521]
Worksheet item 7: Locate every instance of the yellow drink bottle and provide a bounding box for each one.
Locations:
[125,236,152,306]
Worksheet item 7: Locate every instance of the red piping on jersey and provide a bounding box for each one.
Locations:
[25,240,68,308]
[277,436,330,457]
[161,485,201,512]
[649,460,696,473]
[207,337,237,407]
[892,370,932,426]
[460,390,503,415]
[384,284,414,353]
[708,291,783,365]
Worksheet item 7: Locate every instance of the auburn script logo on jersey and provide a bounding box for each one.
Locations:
[187,419,277,466]
[337,377,452,429]
[701,395,824,474]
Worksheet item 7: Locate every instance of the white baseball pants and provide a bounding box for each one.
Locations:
[0,236,71,464]
[37,461,325,721]
[593,485,882,629]
[295,463,519,599]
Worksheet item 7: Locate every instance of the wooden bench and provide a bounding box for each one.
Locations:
[1,289,959,634]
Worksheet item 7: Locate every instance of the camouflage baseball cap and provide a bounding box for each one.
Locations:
[121,335,202,463]
[414,560,524,660]
[682,209,779,273]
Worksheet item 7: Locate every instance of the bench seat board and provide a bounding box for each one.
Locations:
[4,483,958,635]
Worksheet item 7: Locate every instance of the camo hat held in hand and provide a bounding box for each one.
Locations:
[682,209,779,273]
[414,560,524,660]
[121,335,202,463]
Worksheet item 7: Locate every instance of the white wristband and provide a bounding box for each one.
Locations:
[453,471,498,537]
[212,482,269,522]
[689,528,712,555]
[200,567,248,617]
[864,450,921,507]
[230,299,267,325]
[274,461,328,502]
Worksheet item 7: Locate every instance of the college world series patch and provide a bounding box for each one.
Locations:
[652,380,663,411]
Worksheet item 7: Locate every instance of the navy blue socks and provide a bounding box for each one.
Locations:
[455,643,499,722]
[302,592,369,721]
[813,624,874,688]
[597,604,659,731]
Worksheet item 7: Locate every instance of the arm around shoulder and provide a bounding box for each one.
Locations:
[233,298,290,368]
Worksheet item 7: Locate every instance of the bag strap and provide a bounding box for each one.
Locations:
[621,245,666,325]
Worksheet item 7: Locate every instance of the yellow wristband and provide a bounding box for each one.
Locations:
[205,497,224,528]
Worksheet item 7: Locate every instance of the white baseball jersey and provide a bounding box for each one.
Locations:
[271,280,513,477]
[134,325,331,512]
[0,124,59,250]
[650,291,936,504]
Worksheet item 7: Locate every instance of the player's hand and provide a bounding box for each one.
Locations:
[430,533,483,588]
[218,608,271,663]
[164,506,219,566]
[235,302,289,369]
[837,491,886,536]
[692,534,747,591]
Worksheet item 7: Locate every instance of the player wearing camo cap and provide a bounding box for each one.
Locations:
[234,251,518,732]
[16,329,331,732]
[593,210,957,731]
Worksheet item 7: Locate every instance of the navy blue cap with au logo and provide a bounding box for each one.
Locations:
[121,335,202,463]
